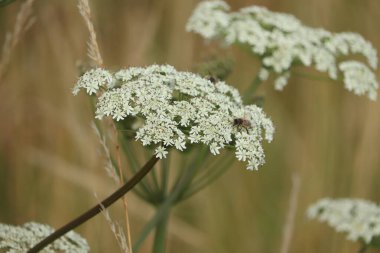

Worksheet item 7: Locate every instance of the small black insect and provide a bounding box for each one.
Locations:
[205,75,219,84]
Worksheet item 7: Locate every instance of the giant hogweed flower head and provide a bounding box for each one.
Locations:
[73,64,274,170]
[0,222,89,253]
[307,198,380,244]
[187,0,379,100]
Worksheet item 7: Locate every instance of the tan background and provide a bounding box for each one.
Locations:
[0,0,379,252]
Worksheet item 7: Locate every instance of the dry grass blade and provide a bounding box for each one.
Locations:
[279,173,301,253]
[97,199,130,253]
[77,0,103,67]
[93,122,134,253]
[0,0,35,83]
[77,1,133,251]
[112,124,134,253]
[92,122,120,185]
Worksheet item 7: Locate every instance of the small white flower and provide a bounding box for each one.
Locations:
[274,72,290,91]
[155,145,168,159]
[209,143,221,155]
[339,61,378,100]
[73,68,113,95]
[307,198,380,244]
[174,138,186,151]
[258,68,270,81]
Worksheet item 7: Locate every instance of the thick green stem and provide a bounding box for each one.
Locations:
[152,209,170,253]
[133,148,207,252]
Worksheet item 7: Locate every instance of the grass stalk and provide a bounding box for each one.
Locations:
[279,173,301,253]
[0,0,35,83]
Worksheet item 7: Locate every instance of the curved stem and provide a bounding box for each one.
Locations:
[119,135,155,199]
[27,155,159,253]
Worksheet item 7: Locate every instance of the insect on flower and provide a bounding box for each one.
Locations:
[205,74,219,84]
[233,117,252,133]
[74,64,274,170]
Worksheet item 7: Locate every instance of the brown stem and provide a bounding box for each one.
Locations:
[27,155,159,253]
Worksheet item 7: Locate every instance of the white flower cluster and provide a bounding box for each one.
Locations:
[0,222,89,253]
[72,68,114,95]
[185,0,230,40]
[186,0,379,100]
[339,61,378,101]
[307,198,380,244]
[73,65,274,170]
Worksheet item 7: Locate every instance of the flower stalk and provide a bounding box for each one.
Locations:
[152,209,170,253]
[243,74,263,104]
[27,155,159,253]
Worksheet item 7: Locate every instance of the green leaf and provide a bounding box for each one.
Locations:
[0,0,16,8]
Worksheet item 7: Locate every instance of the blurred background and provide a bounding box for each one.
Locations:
[0,0,380,252]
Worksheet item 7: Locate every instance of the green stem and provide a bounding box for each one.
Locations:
[132,196,174,252]
[161,152,170,196]
[118,135,155,199]
[243,75,263,104]
[181,154,235,201]
[292,71,338,84]
[143,148,161,196]
[175,147,209,202]
[152,209,170,253]
[133,148,208,252]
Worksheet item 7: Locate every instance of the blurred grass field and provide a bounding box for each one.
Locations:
[1,0,380,252]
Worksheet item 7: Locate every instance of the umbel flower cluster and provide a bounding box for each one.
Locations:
[0,222,89,253]
[73,65,275,170]
[307,198,380,244]
[186,0,379,100]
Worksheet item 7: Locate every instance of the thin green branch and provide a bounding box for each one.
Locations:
[292,71,339,84]
[174,147,210,202]
[118,135,155,199]
[181,155,235,201]
[133,149,208,252]
[160,152,170,196]
[243,75,263,104]
[140,146,161,198]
